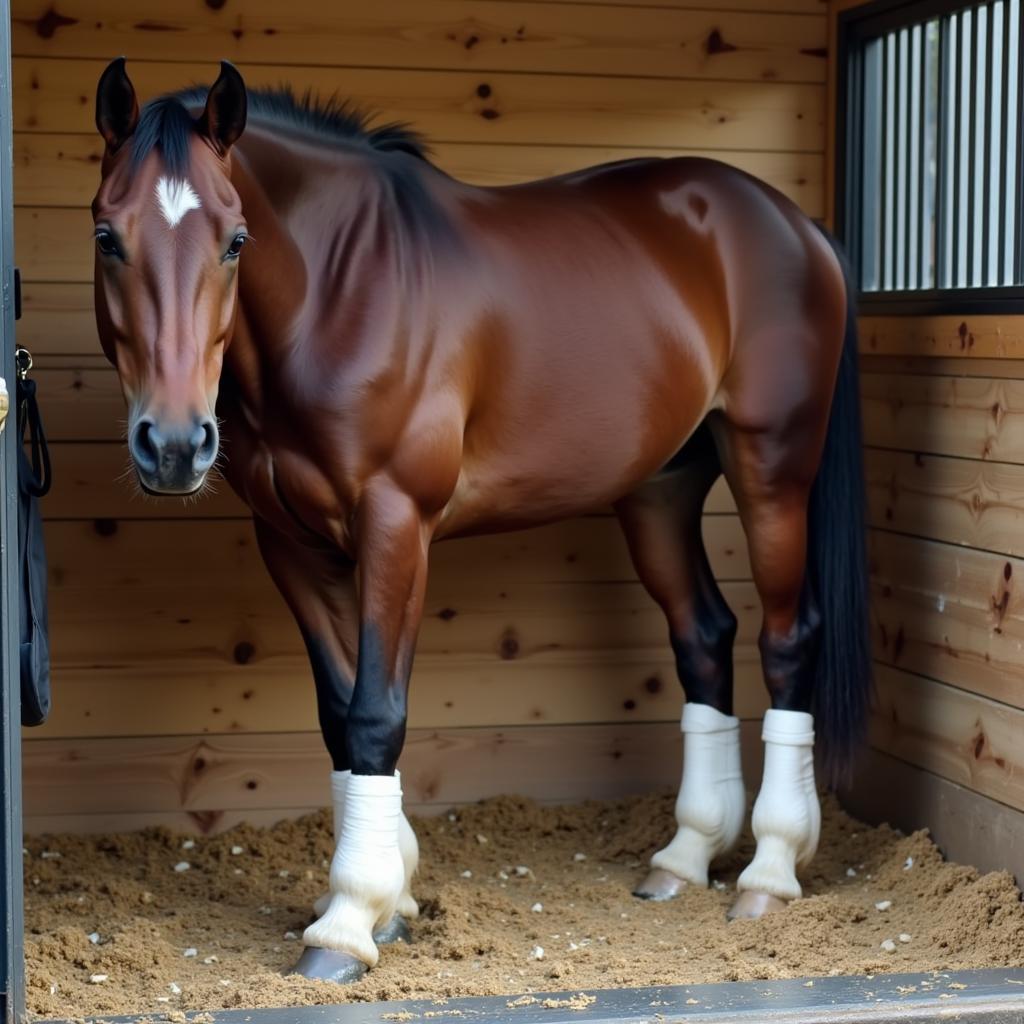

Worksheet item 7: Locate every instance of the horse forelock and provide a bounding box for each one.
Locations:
[130,96,196,179]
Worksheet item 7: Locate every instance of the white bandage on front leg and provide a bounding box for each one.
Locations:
[396,810,420,920]
[649,702,745,886]
[314,770,419,921]
[313,770,352,918]
[303,772,404,966]
[736,708,820,901]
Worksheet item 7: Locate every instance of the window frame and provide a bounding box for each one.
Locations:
[836,0,1024,314]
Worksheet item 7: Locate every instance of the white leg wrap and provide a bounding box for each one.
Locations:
[313,770,352,919]
[314,770,419,921]
[396,809,420,920]
[736,709,820,901]
[303,772,404,966]
[649,703,745,887]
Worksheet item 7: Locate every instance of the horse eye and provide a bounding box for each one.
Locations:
[225,233,247,259]
[95,230,119,258]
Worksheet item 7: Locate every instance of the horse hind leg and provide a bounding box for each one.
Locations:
[615,424,745,900]
[711,415,823,920]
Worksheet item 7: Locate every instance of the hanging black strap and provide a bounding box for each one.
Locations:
[15,344,52,727]
[16,348,50,498]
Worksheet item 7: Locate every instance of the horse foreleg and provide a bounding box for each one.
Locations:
[297,485,429,981]
[615,438,745,900]
[254,519,419,967]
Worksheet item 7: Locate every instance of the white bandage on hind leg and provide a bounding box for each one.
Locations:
[314,770,419,920]
[303,772,404,966]
[736,709,820,901]
[650,702,745,886]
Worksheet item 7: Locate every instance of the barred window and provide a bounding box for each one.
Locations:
[837,0,1024,311]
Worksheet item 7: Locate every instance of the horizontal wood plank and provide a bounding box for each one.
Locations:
[841,744,1024,883]
[865,449,1024,556]
[861,372,1024,463]
[17,282,98,356]
[859,355,1024,381]
[21,722,766,827]
[521,0,825,10]
[40,367,1015,456]
[23,806,322,837]
[37,518,760,736]
[43,516,748,592]
[870,665,1024,814]
[38,442,737,519]
[10,2,826,83]
[869,529,1024,710]
[528,0,826,10]
[860,315,1024,360]
[43,443,248,519]
[14,134,825,213]
[14,59,825,150]
[34,652,769,740]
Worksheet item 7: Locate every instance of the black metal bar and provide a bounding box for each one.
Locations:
[894,30,904,287]
[1000,0,1011,284]
[917,21,928,288]
[983,2,995,286]
[859,282,1024,314]
[880,33,891,289]
[0,0,26,1019]
[905,28,913,290]
[850,39,868,286]
[1015,0,1024,282]
[967,6,979,287]
[935,13,949,288]
[952,12,963,287]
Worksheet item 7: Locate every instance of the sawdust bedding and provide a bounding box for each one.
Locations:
[23,793,1024,1018]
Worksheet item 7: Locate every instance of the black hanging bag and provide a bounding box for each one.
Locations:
[15,345,52,726]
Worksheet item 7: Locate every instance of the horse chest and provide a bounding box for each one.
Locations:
[222,410,357,553]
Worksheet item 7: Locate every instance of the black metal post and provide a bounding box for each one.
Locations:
[1015,0,1024,283]
[0,0,26,1019]
[1000,0,1010,284]
[982,2,994,286]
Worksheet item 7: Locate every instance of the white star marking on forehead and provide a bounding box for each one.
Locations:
[154,176,201,228]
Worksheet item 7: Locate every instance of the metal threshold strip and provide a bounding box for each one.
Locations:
[38,968,1024,1024]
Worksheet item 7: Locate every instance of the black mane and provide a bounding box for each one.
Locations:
[131,85,430,175]
[130,84,450,244]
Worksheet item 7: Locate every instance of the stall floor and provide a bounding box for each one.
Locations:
[23,794,1024,1018]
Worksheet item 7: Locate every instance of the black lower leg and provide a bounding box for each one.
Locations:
[345,624,408,776]
[759,588,821,712]
[302,630,353,772]
[672,555,738,715]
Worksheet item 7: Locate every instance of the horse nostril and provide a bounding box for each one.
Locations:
[193,418,219,472]
[129,419,160,475]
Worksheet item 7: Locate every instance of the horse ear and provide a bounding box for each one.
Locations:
[96,57,139,153]
[199,61,247,155]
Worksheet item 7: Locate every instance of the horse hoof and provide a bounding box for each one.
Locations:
[287,946,370,983]
[633,867,689,901]
[727,890,788,920]
[373,914,412,945]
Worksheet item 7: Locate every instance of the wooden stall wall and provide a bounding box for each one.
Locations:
[849,332,1024,878]
[825,1,1024,878]
[11,0,827,834]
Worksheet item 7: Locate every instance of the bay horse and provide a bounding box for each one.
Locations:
[92,59,871,983]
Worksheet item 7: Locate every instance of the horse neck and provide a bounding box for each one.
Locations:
[223,129,452,414]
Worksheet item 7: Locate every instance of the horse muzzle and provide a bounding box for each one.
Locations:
[128,414,219,495]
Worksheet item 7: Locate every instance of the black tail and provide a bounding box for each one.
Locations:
[808,229,872,788]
